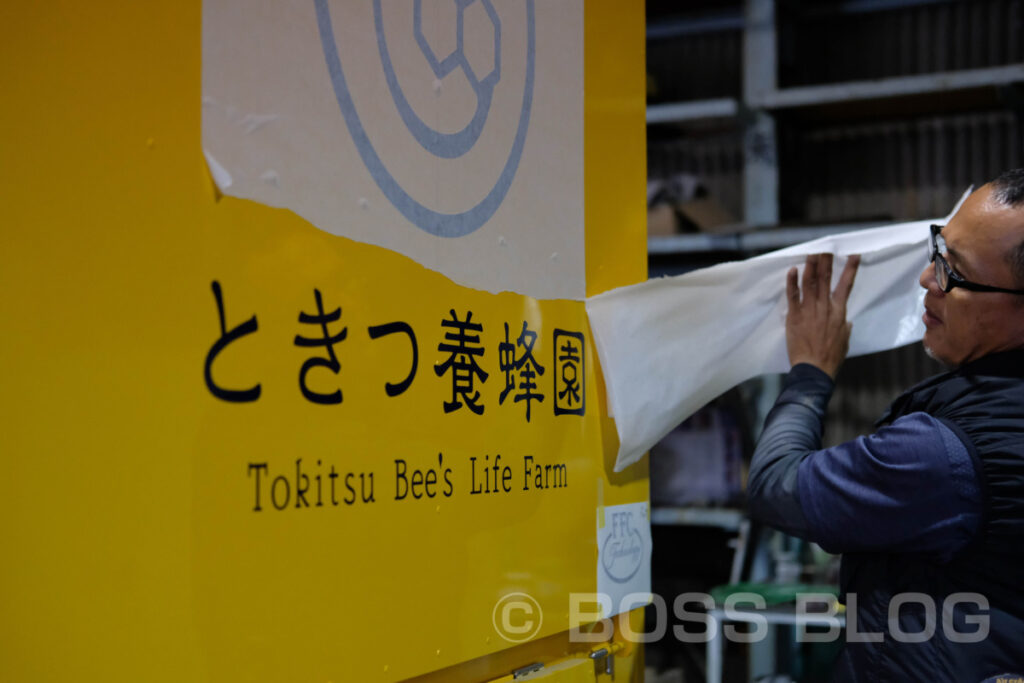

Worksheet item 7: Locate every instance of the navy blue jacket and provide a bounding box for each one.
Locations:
[749,351,1024,680]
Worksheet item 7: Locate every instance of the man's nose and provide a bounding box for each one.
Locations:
[919,261,941,293]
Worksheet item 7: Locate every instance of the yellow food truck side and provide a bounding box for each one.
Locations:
[0,2,647,681]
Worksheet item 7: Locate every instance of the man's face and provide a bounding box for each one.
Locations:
[918,184,1024,366]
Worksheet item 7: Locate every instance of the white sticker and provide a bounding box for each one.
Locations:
[597,502,652,617]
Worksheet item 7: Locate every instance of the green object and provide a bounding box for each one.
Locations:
[710,582,839,607]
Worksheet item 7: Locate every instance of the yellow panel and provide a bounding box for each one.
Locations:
[584,0,648,299]
[0,0,646,681]
[582,0,649,527]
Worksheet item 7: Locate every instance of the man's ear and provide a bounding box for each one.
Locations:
[1009,233,1024,291]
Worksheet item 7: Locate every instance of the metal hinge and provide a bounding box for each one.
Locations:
[512,661,544,679]
[589,647,614,679]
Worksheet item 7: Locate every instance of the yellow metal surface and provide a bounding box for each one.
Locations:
[0,1,646,681]
[583,0,649,301]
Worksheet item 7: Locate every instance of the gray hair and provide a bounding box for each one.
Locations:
[990,168,1024,287]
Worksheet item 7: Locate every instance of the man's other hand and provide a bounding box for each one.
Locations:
[786,253,861,379]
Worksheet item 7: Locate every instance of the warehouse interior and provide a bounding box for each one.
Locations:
[644,0,1022,681]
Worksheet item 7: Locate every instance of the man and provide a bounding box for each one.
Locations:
[748,168,1024,679]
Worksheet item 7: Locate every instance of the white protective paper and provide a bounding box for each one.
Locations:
[202,0,586,300]
[588,206,964,472]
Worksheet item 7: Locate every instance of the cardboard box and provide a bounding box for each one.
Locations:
[647,202,680,236]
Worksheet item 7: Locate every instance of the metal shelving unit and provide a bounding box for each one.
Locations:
[644,4,1022,678]
[647,221,885,255]
[645,0,1024,258]
[650,506,745,531]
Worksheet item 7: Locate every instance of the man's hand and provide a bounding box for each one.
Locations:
[786,253,861,379]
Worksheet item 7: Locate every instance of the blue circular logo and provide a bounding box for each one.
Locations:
[314,0,536,238]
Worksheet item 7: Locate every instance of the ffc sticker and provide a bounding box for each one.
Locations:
[601,509,646,584]
[596,502,651,620]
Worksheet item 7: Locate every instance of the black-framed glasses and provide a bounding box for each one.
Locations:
[929,224,1024,295]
